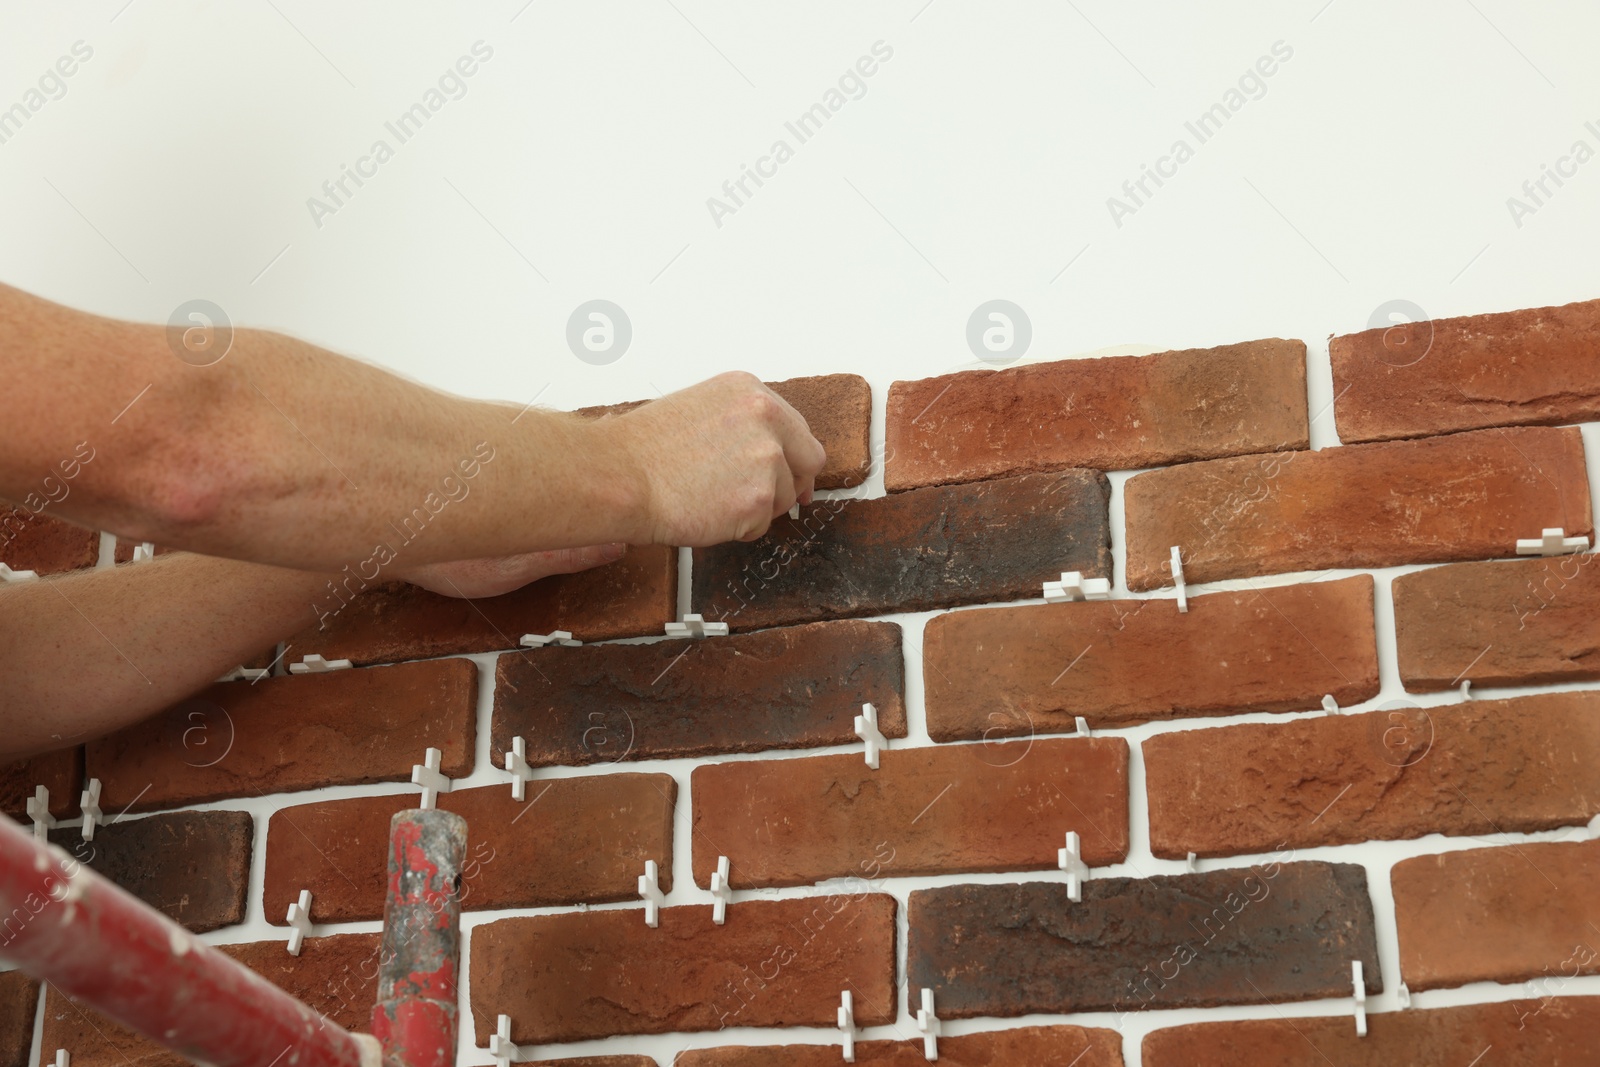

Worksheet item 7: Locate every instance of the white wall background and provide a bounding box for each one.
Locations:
[4,1,1600,1064]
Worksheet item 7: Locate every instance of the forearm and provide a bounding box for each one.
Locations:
[0,554,327,759]
[0,284,651,570]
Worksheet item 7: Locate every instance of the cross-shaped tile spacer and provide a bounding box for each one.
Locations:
[286,890,313,956]
[710,855,732,925]
[411,747,452,810]
[1517,527,1590,556]
[638,859,664,928]
[1057,831,1088,902]
[27,786,55,841]
[916,987,941,1060]
[854,703,887,769]
[1042,571,1112,603]
[289,654,352,674]
[489,1015,521,1067]
[504,737,537,801]
[79,779,103,842]
[664,614,730,639]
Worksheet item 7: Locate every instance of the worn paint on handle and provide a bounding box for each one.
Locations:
[370,808,466,1067]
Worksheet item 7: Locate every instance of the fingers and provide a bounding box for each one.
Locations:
[761,387,828,489]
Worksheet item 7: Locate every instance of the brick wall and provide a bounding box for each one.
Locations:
[4,316,1600,1065]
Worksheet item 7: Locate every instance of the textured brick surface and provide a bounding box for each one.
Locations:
[0,972,38,1067]
[1395,556,1600,690]
[0,507,98,574]
[0,746,81,820]
[264,776,674,924]
[691,737,1127,888]
[494,620,906,767]
[87,659,475,813]
[1331,297,1600,443]
[1144,996,1600,1066]
[39,933,381,1067]
[885,339,1308,491]
[908,862,1379,1018]
[693,471,1111,631]
[470,895,897,1044]
[678,1026,1125,1066]
[289,544,676,666]
[579,374,873,490]
[1145,691,1600,858]
[1124,426,1592,590]
[48,809,253,932]
[1392,839,1600,992]
[923,575,1376,739]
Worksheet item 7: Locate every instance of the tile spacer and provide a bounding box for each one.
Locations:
[638,859,664,928]
[664,613,729,639]
[26,786,55,841]
[53,1052,68,1067]
[1321,695,1340,716]
[216,666,270,683]
[854,702,887,770]
[710,855,733,925]
[1352,960,1368,1037]
[489,1015,521,1067]
[1043,571,1112,603]
[286,890,313,956]
[1074,716,1092,738]
[1459,679,1473,701]
[0,563,39,582]
[789,503,800,520]
[504,736,536,801]
[129,542,156,563]
[79,779,103,842]
[411,747,452,810]
[289,654,352,674]
[519,630,581,648]
[1185,852,1199,874]
[1170,546,1188,613]
[1516,527,1589,556]
[916,987,941,1061]
[1057,831,1088,902]
[837,990,856,1063]
[1396,981,1412,1009]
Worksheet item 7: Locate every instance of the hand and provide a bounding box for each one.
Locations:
[611,371,827,546]
[398,544,627,599]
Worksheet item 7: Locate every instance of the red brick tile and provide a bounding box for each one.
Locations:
[923,575,1377,739]
[1145,691,1600,858]
[691,737,1127,889]
[1392,839,1600,992]
[493,620,905,766]
[289,544,676,666]
[1124,426,1592,590]
[1144,996,1600,1065]
[1331,297,1600,443]
[87,659,475,814]
[1394,556,1600,691]
[0,971,38,1067]
[678,1025,1125,1066]
[470,895,897,1044]
[48,810,253,932]
[693,471,1111,631]
[263,777,674,924]
[0,508,98,575]
[885,339,1307,490]
[909,862,1380,1017]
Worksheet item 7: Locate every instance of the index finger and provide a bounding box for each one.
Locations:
[762,386,827,498]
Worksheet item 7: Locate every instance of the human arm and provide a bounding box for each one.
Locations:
[0,284,826,572]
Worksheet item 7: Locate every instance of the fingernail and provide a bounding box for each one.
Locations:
[600,543,627,561]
